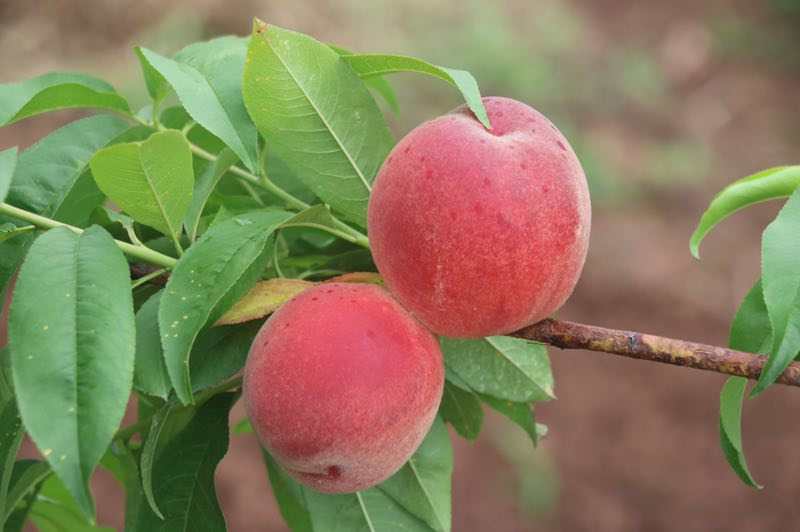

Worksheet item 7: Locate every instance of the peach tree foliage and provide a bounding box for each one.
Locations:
[0,17,793,532]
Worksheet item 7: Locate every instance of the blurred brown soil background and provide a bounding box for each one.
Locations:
[2,1,800,530]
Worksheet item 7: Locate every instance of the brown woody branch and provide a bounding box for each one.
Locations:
[515,319,800,388]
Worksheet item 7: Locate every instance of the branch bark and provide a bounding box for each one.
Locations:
[516,318,800,388]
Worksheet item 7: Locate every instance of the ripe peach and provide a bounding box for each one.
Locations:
[368,96,591,338]
[243,283,444,493]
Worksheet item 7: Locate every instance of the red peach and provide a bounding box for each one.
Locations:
[243,283,444,493]
[368,96,591,338]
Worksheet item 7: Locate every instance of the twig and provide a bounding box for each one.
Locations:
[517,319,800,387]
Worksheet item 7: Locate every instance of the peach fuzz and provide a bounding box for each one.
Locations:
[243,282,444,493]
[368,96,591,338]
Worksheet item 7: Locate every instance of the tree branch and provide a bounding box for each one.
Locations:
[516,318,800,388]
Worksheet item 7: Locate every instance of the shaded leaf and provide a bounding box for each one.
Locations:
[441,336,554,402]
[137,47,259,172]
[341,54,490,129]
[0,223,34,243]
[90,129,194,244]
[132,393,234,531]
[0,147,16,203]
[0,72,130,125]
[214,278,312,325]
[189,320,261,392]
[3,460,51,525]
[263,451,313,532]
[753,187,800,395]
[480,395,541,447]
[243,21,394,226]
[159,210,291,403]
[9,226,135,518]
[0,364,24,526]
[28,475,113,532]
[439,381,483,440]
[380,418,453,532]
[691,166,800,258]
[134,291,171,399]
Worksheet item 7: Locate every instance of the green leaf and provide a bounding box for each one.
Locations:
[134,291,171,399]
[90,130,194,245]
[134,49,170,109]
[28,475,113,531]
[159,209,291,403]
[137,47,259,172]
[281,204,346,236]
[0,147,17,203]
[91,207,140,245]
[304,487,430,531]
[0,223,35,243]
[214,278,312,325]
[480,395,541,447]
[341,54,491,129]
[718,280,770,489]
[3,460,51,525]
[243,21,394,227]
[0,115,130,292]
[379,417,452,532]
[185,148,239,241]
[132,393,234,531]
[189,320,260,392]
[753,187,800,396]
[262,451,313,532]
[0,72,130,125]
[441,336,554,402]
[8,226,136,518]
[330,45,399,114]
[0,368,24,526]
[690,166,800,258]
[439,381,483,440]
[100,441,143,530]
[719,378,761,488]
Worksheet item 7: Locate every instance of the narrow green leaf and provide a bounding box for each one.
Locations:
[91,206,140,245]
[341,54,491,129]
[753,187,800,395]
[3,460,51,525]
[720,378,761,488]
[330,45,399,114]
[718,280,770,488]
[0,365,24,526]
[185,147,239,241]
[0,72,130,125]
[262,451,313,532]
[0,115,130,292]
[380,417,453,532]
[439,381,483,440]
[441,336,554,402]
[159,210,291,403]
[90,130,194,244]
[480,395,541,447]
[134,291,171,399]
[0,224,35,243]
[137,47,259,172]
[28,475,113,532]
[690,166,800,258]
[132,393,234,531]
[0,147,17,203]
[100,440,143,530]
[243,21,394,227]
[189,321,260,392]
[9,226,136,518]
[134,48,170,109]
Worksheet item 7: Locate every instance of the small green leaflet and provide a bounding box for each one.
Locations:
[0,224,34,244]
[28,475,114,532]
[690,166,800,258]
[379,418,453,532]
[0,72,130,126]
[243,21,394,227]
[136,47,260,173]
[90,130,194,248]
[159,209,291,404]
[185,147,239,242]
[340,54,491,129]
[441,336,554,402]
[0,147,17,203]
[719,280,770,488]
[131,394,234,531]
[438,381,483,440]
[9,226,135,519]
[480,394,542,447]
[2,460,51,527]
[752,187,800,396]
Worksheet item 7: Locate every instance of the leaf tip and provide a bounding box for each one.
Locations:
[252,17,268,34]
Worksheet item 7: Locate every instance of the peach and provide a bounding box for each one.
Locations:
[243,283,444,493]
[368,96,591,338]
